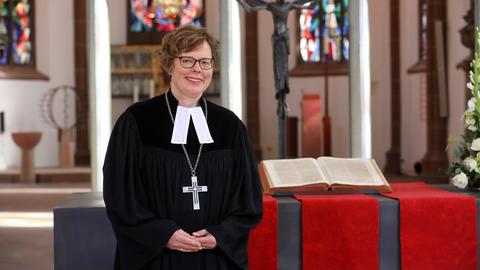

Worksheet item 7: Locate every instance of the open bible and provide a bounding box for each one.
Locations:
[259,157,392,194]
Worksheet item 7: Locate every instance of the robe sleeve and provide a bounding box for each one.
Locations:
[103,111,179,270]
[206,122,263,270]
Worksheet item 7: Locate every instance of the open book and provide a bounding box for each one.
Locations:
[259,157,392,194]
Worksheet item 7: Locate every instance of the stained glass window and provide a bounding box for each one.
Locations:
[0,0,33,66]
[0,1,10,64]
[299,0,349,63]
[419,0,427,61]
[129,0,204,33]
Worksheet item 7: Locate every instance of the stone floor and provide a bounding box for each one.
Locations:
[0,183,90,270]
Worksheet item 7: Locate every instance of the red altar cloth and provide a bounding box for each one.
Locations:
[294,194,379,270]
[248,195,278,270]
[382,182,478,270]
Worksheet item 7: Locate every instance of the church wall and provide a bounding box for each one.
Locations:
[399,0,426,176]
[1,1,466,172]
[257,11,281,160]
[398,0,469,175]
[446,0,470,161]
[258,9,352,161]
[369,0,392,169]
[109,0,131,125]
[256,0,469,175]
[0,0,75,169]
[257,1,391,165]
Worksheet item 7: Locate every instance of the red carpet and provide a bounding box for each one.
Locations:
[294,194,379,270]
[381,182,478,270]
[248,195,278,270]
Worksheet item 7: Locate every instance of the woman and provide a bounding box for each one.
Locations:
[103,25,263,270]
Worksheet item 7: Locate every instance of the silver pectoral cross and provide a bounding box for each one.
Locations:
[182,176,208,210]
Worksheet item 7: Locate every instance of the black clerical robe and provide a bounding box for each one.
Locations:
[103,91,263,270]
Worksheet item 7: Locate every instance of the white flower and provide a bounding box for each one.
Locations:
[472,138,480,151]
[467,82,475,91]
[469,125,478,132]
[451,172,468,189]
[466,118,476,125]
[464,157,478,172]
[468,98,476,111]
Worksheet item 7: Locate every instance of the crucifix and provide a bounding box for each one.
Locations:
[237,0,314,158]
[182,176,208,210]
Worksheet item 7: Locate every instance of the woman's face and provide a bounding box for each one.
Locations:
[170,41,213,103]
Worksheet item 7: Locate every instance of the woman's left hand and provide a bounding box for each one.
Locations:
[192,229,217,249]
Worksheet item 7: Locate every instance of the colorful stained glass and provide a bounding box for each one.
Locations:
[11,0,31,64]
[130,0,204,33]
[0,0,10,64]
[299,0,349,63]
[420,0,427,61]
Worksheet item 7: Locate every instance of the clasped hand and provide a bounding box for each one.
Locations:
[166,229,217,253]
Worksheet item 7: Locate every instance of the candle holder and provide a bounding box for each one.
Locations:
[40,85,80,168]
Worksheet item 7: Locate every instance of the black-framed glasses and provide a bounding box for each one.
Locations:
[176,56,214,70]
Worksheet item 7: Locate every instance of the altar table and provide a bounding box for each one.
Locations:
[53,186,480,270]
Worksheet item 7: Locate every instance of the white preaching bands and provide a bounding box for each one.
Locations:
[165,91,213,210]
[171,106,213,144]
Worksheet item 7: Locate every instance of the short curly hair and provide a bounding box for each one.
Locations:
[158,25,220,73]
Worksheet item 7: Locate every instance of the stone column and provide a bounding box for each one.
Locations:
[421,0,448,175]
[220,0,244,120]
[87,0,111,191]
[349,0,372,158]
[384,0,402,174]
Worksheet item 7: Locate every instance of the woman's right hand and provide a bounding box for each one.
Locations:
[166,229,202,252]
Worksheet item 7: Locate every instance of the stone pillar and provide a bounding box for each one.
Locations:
[220,0,244,120]
[421,0,448,175]
[349,0,372,158]
[384,0,402,175]
[87,0,111,191]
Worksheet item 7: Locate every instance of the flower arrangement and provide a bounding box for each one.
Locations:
[447,29,480,189]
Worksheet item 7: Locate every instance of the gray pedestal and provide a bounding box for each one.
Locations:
[54,193,115,270]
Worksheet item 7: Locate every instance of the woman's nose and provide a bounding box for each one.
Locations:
[192,62,202,72]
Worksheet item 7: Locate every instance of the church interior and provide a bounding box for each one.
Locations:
[0,0,477,269]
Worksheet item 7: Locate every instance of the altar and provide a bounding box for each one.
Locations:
[53,184,480,270]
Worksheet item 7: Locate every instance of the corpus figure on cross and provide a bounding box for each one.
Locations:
[237,0,314,158]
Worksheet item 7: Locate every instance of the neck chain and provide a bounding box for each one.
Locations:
[165,91,208,177]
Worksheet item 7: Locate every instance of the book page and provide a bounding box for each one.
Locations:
[317,157,385,186]
[263,158,327,187]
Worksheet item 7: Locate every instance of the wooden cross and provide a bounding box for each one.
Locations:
[236,0,314,159]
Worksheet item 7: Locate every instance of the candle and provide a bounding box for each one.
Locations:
[133,85,139,103]
[0,111,4,134]
[149,79,155,98]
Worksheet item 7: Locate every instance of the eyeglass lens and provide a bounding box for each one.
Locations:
[178,57,213,70]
